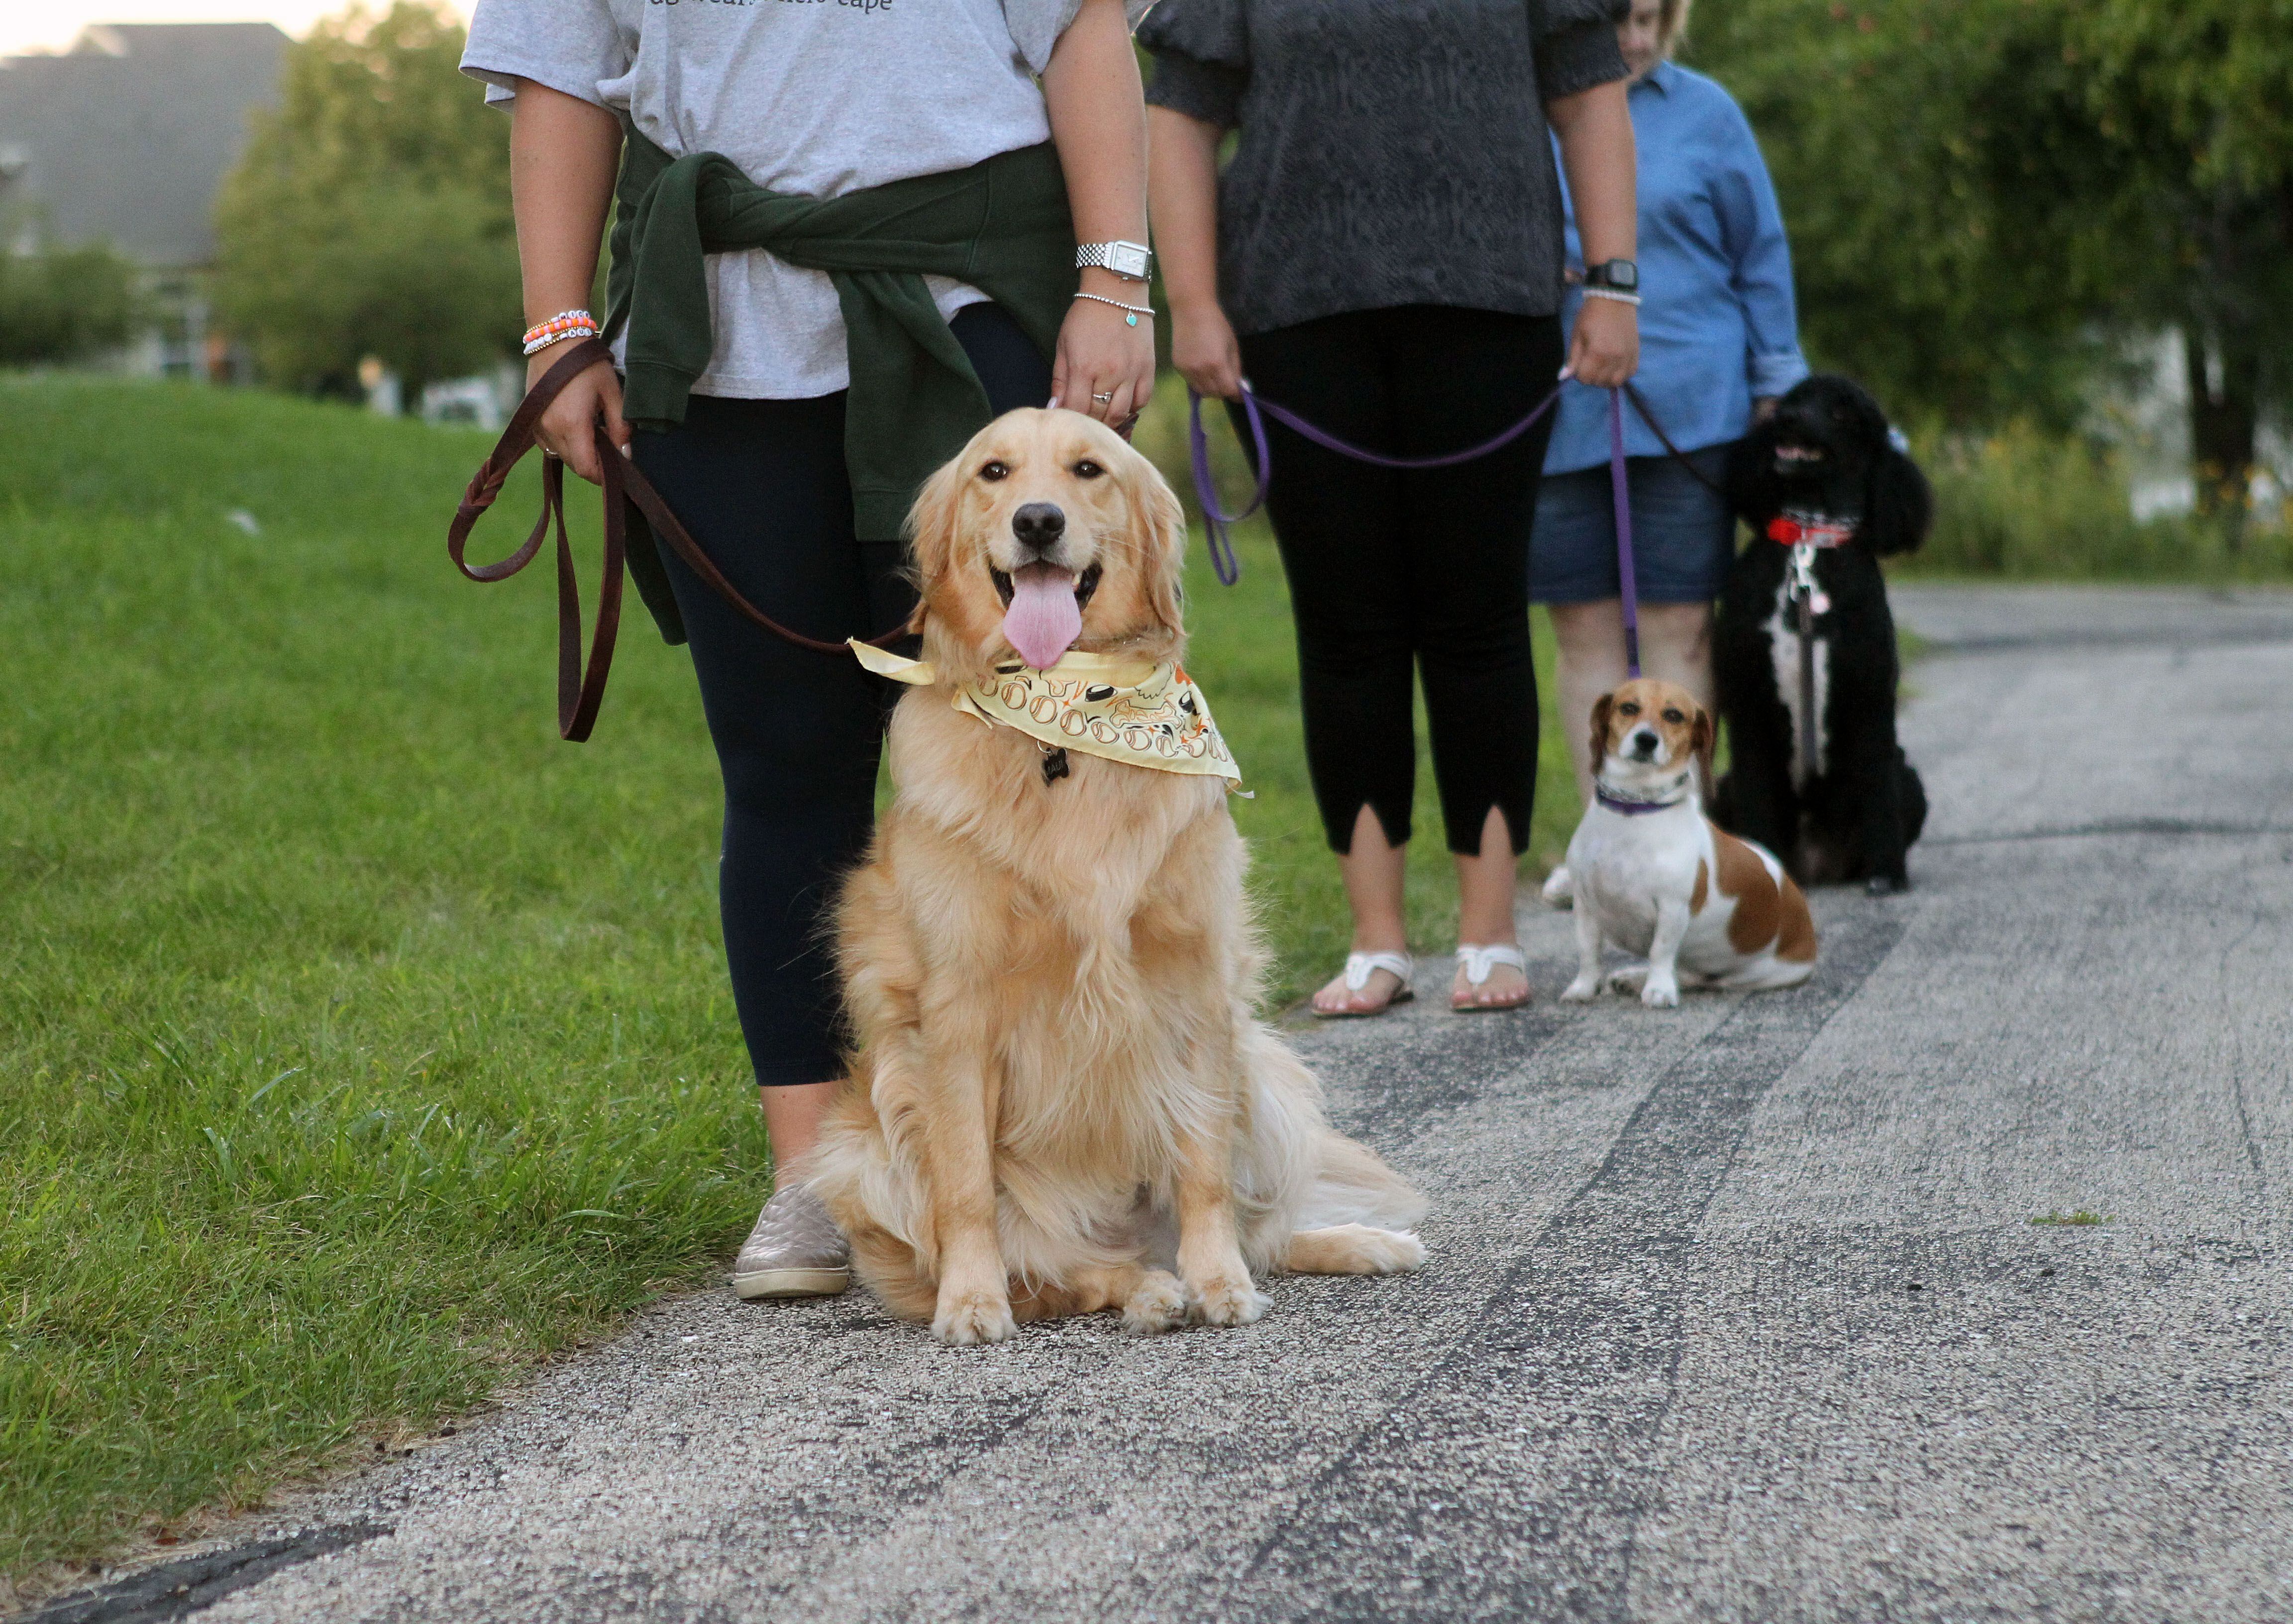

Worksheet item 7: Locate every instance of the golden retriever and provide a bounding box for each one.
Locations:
[809,407,1427,1345]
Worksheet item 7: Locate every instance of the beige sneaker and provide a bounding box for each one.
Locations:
[730,1183,851,1299]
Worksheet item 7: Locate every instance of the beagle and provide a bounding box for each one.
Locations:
[1562,679,1818,1008]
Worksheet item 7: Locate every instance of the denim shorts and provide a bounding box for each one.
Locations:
[1530,443,1738,605]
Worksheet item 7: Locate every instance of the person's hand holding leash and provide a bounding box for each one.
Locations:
[1547,77,1640,391]
[527,347,630,484]
[1146,105,1243,401]
[1169,298,1244,401]
[508,83,628,484]
[1566,294,1639,390]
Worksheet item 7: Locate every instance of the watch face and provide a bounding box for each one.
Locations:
[1604,260,1639,290]
[1108,242,1151,280]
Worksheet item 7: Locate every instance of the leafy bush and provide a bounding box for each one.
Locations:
[0,239,140,366]
[1900,423,2293,582]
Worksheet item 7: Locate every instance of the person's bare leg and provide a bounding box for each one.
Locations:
[760,1079,835,1173]
[1311,803,1411,1015]
[1547,600,1634,808]
[1452,804,1530,1008]
[1635,601,1716,715]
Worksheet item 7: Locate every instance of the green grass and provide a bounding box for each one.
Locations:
[0,373,1577,1588]
[0,376,771,1588]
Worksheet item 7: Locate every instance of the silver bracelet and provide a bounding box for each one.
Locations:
[1073,291,1154,326]
[1581,286,1642,307]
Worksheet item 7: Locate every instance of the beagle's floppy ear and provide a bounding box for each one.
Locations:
[1689,703,1716,791]
[1588,691,1617,768]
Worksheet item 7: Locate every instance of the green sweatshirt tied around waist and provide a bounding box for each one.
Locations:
[603,123,1077,627]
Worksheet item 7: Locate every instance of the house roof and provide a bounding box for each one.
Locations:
[0,23,289,269]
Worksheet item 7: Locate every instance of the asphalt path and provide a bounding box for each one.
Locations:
[37,585,2292,1624]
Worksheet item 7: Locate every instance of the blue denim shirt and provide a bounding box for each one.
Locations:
[1543,61,1808,474]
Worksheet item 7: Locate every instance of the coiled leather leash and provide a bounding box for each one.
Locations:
[448,337,909,741]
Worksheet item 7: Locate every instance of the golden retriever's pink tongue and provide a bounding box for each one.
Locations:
[1003,562,1080,669]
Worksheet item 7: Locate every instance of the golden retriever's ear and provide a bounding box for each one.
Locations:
[1134,456,1189,638]
[1588,691,1616,766]
[903,451,971,624]
[1690,705,1715,789]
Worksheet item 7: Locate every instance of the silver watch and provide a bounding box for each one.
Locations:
[1075,240,1152,281]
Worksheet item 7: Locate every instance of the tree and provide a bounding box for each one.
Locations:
[1687,0,2122,431]
[213,2,521,400]
[0,233,141,365]
[2068,0,2293,529]
[1689,0,2293,529]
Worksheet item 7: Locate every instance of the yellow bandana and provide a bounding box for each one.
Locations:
[850,642,1243,787]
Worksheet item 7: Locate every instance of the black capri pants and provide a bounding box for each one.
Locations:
[632,303,1051,1087]
[1235,304,1564,856]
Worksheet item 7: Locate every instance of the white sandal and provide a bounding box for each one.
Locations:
[1453,943,1530,1013]
[1313,950,1415,1019]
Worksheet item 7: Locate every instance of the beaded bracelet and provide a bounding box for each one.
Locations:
[1580,287,1642,307]
[521,310,602,355]
[1072,291,1154,327]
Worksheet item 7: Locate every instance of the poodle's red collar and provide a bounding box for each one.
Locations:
[1766,514,1857,547]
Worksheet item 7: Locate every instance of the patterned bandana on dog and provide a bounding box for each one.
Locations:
[849,642,1244,787]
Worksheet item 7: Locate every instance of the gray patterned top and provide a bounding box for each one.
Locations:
[1139,0,1629,336]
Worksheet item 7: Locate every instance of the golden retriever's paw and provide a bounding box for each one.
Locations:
[1121,1269,1190,1335]
[1285,1223,1425,1275]
[931,1288,1018,1346]
[1186,1270,1270,1328]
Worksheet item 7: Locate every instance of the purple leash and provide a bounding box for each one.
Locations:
[1610,387,1642,678]
[1189,381,1643,678]
[1189,380,1564,584]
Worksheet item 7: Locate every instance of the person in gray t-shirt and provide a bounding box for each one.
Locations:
[462,0,1155,1302]
[1145,0,1641,1019]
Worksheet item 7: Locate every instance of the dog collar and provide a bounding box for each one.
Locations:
[1767,513,1857,547]
[1594,781,1690,815]
[850,641,1243,788]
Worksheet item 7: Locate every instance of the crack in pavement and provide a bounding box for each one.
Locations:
[1203,915,1904,1622]
[23,1523,390,1624]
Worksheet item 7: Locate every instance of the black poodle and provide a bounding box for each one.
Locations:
[1712,374,1932,894]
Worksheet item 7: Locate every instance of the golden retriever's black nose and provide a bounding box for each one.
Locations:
[1011,502,1066,554]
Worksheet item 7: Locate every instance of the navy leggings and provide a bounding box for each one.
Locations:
[632,304,1052,1087]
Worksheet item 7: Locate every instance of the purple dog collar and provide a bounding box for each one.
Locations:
[1594,784,1688,816]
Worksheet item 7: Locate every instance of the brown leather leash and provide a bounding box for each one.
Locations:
[448,337,908,742]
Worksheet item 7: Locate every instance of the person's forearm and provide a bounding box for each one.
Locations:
[1042,0,1149,304]
[509,80,622,326]
[1548,81,1637,267]
[1147,106,1223,314]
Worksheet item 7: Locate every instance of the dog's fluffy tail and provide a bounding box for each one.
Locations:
[1234,1022,1426,1273]
[1300,1131,1427,1232]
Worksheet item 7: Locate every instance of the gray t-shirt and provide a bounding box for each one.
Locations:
[463,0,1126,399]
[1139,0,1629,337]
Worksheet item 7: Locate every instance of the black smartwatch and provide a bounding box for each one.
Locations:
[1583,259,1640,293]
